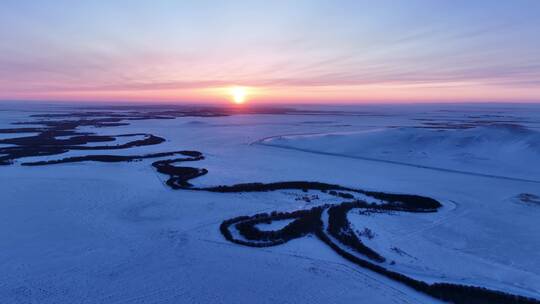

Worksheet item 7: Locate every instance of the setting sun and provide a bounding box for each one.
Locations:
[230,86,247,104]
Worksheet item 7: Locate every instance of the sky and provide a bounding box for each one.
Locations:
[1,0,540,104]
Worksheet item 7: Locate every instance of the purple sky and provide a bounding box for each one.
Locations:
[1,0,540,103]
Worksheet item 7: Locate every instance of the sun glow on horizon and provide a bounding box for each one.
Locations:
[230,86,248,104]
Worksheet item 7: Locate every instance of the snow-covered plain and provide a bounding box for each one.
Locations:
[1,103,540,303]
[264,124,540,181]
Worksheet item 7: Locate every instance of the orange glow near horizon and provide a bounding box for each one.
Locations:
[3,82,540,104]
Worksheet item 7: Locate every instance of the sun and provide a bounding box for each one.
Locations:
[230,86,247,104]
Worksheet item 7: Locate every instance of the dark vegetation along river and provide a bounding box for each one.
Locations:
[1,108,538,304]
